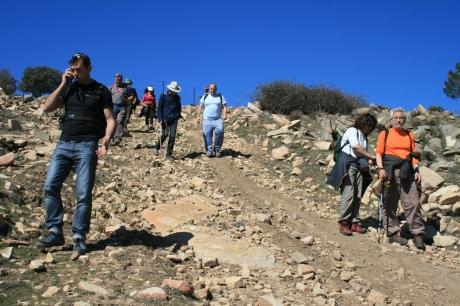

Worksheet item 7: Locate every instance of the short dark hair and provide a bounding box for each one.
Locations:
[68,53,91,67]
[354,113,377,131]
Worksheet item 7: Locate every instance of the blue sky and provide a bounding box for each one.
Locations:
[1,0,459,112]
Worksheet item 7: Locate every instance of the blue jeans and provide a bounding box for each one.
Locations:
[203,118,224,153]
[44,140,98,236]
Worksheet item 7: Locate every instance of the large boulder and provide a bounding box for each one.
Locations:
[419,166,444,190]
[428,185,460,203]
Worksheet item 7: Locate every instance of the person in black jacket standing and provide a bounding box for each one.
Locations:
[38,53,115,260]
[152,81,182,160]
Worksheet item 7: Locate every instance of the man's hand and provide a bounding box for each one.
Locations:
[62,68,73,86]
[97,136,110,157]
[415,172,421,184]
[378,168,388,180]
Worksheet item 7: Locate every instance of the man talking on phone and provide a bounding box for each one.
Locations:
[38,53,115,260]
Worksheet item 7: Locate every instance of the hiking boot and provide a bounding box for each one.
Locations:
[37,232,65,248]
[166,155,175,161]
[339,221,352,236]
[70,238,87,261]
[350,223,367,234]
[112,137,121,146]
[215,151,222,158]
[388,233,408,246]
[148,125,154,131]
[413,235,426,251]
[152,148,159,156]
[206,151,213,158]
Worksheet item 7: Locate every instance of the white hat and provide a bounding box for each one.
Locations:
[167,81,181,93]
[147,86,154,92]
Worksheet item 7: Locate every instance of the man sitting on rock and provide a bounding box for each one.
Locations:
[38,53,115,260]
[376,108,425,250]
[196,83,228,158]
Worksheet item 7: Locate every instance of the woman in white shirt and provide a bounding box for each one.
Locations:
[336,113,377,236]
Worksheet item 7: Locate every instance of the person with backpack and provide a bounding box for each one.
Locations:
[109,73,127,146]
[38,53,115,260]
[152,81,182,160]
[123,78,139,133]
[141,86,156,131]
[375,108,425,250]
[196,83,228,157]
[326,113,377,236]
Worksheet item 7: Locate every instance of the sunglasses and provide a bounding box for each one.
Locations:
[71,53,91,65]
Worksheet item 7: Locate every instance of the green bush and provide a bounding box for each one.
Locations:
[19,66,61,97]
[254,81,366,115]
[428,105,445,112]
[0,69,17,95]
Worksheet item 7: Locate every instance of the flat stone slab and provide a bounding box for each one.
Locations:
[141,195,218,234]
[189,231,276,268]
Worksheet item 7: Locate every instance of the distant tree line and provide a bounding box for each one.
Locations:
[0,66,61,98]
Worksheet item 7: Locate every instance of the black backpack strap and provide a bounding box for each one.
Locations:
[383,129,389,157]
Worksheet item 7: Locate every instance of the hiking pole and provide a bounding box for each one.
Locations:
[377,179,384,243]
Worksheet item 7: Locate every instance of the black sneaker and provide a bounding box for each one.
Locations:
[388,233,408,246]
[215,151,222,158]
[413,235,426,251]
[166,155,175,161]
[37,232,65,248]
[70,238,87,261]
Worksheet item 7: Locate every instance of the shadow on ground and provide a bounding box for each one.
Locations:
[88,227,194,253]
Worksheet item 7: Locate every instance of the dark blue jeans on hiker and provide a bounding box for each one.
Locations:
[44,140,98,239]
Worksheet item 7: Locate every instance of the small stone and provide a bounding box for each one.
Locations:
[29,259,46,272]
[225,276,246,289]
[203,257,219,268]
[340,271,353,282]
[296,282,307,291]
[0,247,13,259]
[290,251,308,264]
[272,146,290,160]
[367,289,387,304]
[292,167,302,176]
[297,264,316,276]
[0,153,15,167]
[433,234,458,247]
[332,250,343,261]
[301,236,314,245]
[251,213,271,224]
[78,281,110,296]
[42,286,60,298]
[8,119,22,131]
[45,252,54,264]
[161,279,193,293]
[257,294,283,306]
[190,176,206,189]
[137,287,167,300]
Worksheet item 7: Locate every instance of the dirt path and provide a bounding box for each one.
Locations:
[188,129,460,306]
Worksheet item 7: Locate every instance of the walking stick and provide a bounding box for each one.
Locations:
[377,180,384,243]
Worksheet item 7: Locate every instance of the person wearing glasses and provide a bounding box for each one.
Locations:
[39,53,115,260]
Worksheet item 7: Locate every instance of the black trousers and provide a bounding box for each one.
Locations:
[155,120,178,156]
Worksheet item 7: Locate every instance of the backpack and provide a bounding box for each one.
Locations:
[202,93,223,105]
[330,127,359,162]
[59,82,107,139]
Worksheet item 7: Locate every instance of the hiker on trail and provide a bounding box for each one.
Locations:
[376,108,425,250]
[39,53,115,260]
[196,83,228,158]
[109,73,127,146]
[326,113,377,236]
[141,86,156,131]
[152,81,182,160]
[123,78,139,133]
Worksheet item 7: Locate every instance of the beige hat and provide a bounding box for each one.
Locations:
[167,81,181,93]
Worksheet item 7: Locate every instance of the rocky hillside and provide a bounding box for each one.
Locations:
[1,88,460,306]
